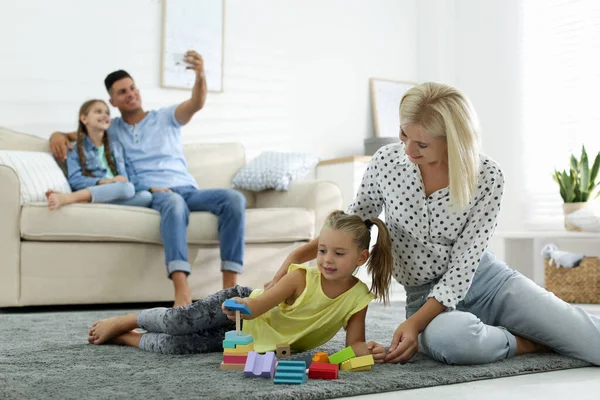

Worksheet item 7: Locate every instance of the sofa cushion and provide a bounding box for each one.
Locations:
[0,151,72,204]
[20,203,314,244]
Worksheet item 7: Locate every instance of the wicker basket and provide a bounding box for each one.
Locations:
[545,257,600,304]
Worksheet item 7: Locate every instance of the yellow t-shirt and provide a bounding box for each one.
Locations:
[242,264,376,353]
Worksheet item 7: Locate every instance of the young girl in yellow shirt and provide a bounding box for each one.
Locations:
[88,210,393,361]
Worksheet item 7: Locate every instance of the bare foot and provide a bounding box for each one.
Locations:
[88,314,139,345]
[515,335,552,355]
[47,192,64,211]
[173,293,192,308]
[112,330,143,348]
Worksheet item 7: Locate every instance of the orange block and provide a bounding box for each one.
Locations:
[312,352,329,363]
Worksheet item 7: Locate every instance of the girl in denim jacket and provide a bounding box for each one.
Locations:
[46,99,152,210]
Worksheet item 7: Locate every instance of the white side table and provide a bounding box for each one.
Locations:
[493,231,600,287]
[316,156,372,211]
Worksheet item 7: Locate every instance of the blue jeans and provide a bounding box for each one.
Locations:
[87,182,153,207]
[150,186,246,277]
[406,251,600,365]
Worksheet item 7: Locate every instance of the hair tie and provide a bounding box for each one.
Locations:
[364,219,374,229]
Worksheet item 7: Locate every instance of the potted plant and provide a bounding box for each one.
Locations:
[553,146,600,231]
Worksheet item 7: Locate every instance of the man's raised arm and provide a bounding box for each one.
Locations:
[174,50,207,126]
[49,131,77,160]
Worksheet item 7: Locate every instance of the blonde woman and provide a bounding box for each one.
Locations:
[267,82,600,366]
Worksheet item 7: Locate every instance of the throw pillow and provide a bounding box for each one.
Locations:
[232,151,319,192]
[0,150,72,204]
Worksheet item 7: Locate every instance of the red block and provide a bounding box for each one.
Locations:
[223,355,248,364]
[308,362,338,380]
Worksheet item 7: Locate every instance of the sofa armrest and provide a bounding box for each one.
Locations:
[255,180,342,236]
[0,165,22,306]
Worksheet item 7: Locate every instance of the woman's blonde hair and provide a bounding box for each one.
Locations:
[322,211,393,304]
[400,82,480,210]
[76,99,117,177]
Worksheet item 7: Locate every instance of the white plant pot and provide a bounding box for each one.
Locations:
[563,202,589,231]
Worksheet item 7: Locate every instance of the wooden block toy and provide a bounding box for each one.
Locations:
[289,353,313,368]
[347,365,372,372]
[223,299,251,335]
[223,355,248,364]
[235,343,254,351]
[308,362,338,380]
[328,346,356,365]
[274,361,307,385]
[220,362,246,371]
[243,351,277,378]
[223,331,253,348]
[340,355,374,371]
[223,349,249,356]
[312,352,329,363]
[276,343,291,358]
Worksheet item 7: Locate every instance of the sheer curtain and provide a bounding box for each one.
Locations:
[521,0,600,229]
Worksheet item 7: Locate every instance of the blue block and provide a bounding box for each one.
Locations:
[224,331,253,344]
[274,360,307,385]
[223,299,252,314]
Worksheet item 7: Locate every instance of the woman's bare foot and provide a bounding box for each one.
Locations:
[88,314,139,345]
[112,330,143,348]
[173,293,192,308]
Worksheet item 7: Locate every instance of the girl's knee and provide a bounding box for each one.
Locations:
[136,191,153,207]
[114,182,135,199]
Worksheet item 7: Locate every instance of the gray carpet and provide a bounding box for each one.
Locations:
[0,301,592,400]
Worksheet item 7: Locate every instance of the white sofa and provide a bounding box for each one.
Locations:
[0,127,342,307]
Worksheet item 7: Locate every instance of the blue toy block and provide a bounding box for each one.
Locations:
[224,299,252,314]
[274,360,307,385]
[222,334,253,348]
[244,351,277,378]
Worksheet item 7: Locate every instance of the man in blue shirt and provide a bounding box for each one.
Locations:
[50,51,245,307]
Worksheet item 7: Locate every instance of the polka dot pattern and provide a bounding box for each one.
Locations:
[347,142,505,310]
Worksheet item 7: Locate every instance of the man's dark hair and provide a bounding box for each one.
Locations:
[104,70,132,93]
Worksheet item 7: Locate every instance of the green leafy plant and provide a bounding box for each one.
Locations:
[553,146,600,203]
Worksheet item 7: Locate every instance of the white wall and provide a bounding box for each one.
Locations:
[415,0,525,232]
[0,0,417,160]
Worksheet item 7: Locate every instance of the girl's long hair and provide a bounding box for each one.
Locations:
[322,211,393,304]
[76,99,117,177]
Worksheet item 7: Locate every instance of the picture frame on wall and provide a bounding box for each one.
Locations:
[370,78,417,138]
[161,0,224,92]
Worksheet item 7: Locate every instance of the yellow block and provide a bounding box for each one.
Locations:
[340,355,375,371]
[236,343,254,351]
[349,365,372,372]
[223,349,249,356]
[220,362,245,371]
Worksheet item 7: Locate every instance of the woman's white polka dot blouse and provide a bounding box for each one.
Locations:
[348,142,505,310]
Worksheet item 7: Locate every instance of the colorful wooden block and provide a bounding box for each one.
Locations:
[274,361,307,385]
[312,352,329,363]
[276,343,291,358]
[328,346,356,365]
[347,365,372,372]
[223,299,252,314]
[308,362,338,379]
[243,352,277,378]
[223,331,253,347]
[289,353,313,368]
[223,355,248,364]
[220,362,245,371]
[235,343,254,351]
[223,349,249,356]
[340,355,374,371]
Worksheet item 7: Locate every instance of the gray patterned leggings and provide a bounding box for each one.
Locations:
[136,285,253,354]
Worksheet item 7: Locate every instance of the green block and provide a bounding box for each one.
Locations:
[328,346,355,364]
[222,334,253,349]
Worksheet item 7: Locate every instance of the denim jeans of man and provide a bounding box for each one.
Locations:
[405,251,600,365]
[150,186,246,277]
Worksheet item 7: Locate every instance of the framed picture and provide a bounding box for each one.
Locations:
[370,78,417,137]
[161,0,224,92]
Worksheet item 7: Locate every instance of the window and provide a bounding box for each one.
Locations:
[521,0,600,229]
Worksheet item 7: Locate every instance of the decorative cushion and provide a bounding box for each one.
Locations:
[232,151,319,192]
[566,202,600,232]
[0,151,71,204]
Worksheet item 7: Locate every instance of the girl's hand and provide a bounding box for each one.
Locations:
[150,187,172,193]
[384,320,420,364]
[366,341,386,363]
[221,297,250,321]
[112,175,128,183]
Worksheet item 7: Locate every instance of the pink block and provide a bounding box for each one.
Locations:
[223,355,247,364]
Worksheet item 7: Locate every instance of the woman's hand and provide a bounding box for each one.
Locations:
[384,320,420,364]
[367,341,386,363]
